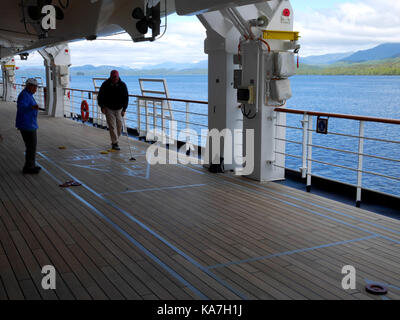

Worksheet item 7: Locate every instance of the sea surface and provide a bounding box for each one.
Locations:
[16,74,400,197]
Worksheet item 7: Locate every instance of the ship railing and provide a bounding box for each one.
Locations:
[14,83,46,109]
[274,108,400,204]
[62,87,400,203]
[63,87,209,143]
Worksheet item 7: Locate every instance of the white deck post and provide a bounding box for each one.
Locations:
[137,98,141,135]
[1,57,17,102]
[39,44,71,118]
[301,113,308,178]
[356,121,365,207]
[306,115,313,192]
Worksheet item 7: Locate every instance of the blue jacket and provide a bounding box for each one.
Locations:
[16,88,38,131]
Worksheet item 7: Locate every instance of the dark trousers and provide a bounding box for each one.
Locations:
[20,130,37,168]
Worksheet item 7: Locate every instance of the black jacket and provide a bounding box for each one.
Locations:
[97,78,129,111]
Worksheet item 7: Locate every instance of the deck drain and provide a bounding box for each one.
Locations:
[365,283,388,295]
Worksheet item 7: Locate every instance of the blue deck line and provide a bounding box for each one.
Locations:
[207,235,379,270]
[175,163,206,175]
[236,178,400,237]
[38,164,209,300]
[220,178,400,246]
[101,184,208,196]
[38,152,249,300]
[182,165,400,237]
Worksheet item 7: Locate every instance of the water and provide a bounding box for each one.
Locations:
[16,74,400,197]
[286,76,400,197]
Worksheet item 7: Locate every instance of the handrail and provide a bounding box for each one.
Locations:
[63,87,208,105]
[133,95,208,105]
[275,107,400,125]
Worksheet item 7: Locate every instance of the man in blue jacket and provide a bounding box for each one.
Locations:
[16,78,41,174]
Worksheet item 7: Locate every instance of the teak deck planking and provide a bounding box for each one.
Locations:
[0,101,399,300]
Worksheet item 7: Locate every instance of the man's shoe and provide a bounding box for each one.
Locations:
[112,144,120,151]
[23,166,41,174]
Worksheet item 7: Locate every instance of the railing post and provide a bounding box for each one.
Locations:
[301,113,308,179]
[92,93,95,126]
[306,115,313,192]
[137,97,141,135]
[186,102,190,153]
[161,100,166,143]
[356,121,365,207]
[71,90,74,118]
[61,88,65,116]
[145,100,150,136]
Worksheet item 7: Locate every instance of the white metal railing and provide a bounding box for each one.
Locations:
[12,81,398,203]
[274,108,400,204]
[63,87,209,145]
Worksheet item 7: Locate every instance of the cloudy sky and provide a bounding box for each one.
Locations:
[20,0,400,67]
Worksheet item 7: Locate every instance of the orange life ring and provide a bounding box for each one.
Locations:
[81,100,89,122]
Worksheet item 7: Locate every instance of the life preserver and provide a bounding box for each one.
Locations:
[81,100,89,122]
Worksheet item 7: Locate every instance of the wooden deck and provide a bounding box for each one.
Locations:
[1,101,400,300]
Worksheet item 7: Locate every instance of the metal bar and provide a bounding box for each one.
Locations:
[145,100,149,135]
[136,97,141,135]
[306,128,400,145]
[275,124,303,131]
[141,89,168,95]
[161,100,166,142]
[153,101,157,136]
[306,115,313,192]
[308,144,359,156]
[356,121,365,206]
[132,95,208,105]
[274,138,302,145]
[275,151,302,160]
[301,114,308,178]
[317,130,400,145]
[275,107,400,125]
[307,158,358,172]
[362,169,400,182]
[362,153,400,163]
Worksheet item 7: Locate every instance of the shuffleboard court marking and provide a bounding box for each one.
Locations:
[38,162,209,300]
[38,152,249,300]
[207,235,379,270]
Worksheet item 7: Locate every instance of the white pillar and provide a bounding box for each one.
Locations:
[197,1,296,181]
[41,54,54,114]
[1,57,17,102]
[204,29,243,171]
[39,44,71,117]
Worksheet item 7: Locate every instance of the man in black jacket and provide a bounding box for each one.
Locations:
[98,70,129,150]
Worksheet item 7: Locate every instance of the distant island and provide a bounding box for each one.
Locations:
[297,43,400,75]
[297,57,400,76]
[71,68,207,76]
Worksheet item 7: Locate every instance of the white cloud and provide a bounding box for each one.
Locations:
[18,15,207,68]
[295,0,400,56]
